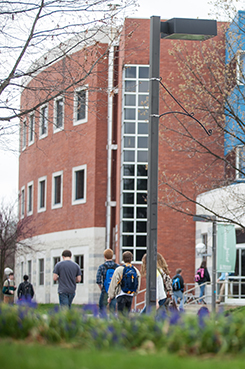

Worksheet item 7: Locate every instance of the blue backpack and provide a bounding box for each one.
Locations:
[172,275,181,291]
[121,264,138,294]
[104,263,117,293]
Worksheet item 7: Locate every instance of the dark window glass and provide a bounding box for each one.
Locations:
[139,67,149,78]
[123,164,134,176]
[53,257,60,284]
[75,170,84,200]
[28,185,32,212]
[139,81,149,92]
[138,109,149,121]
[137,207,147,219]
[137,165,148,177]
[124,151,135,162]
[138,95,149,107]
[124,136,135,148]
[54,175,61,204]
[138,123,148,134]
[123,207,134,218]
[136,249,146,262]
[39,180,45,208]
[77,90,86,121]
[39,259,44,285]
[125,94,136,106]
[40,106,47,135]
[29,114,34,141]
[137,178,147,191]
[123,221,134,233]
[125,81,136,92]
[137,193,147,204]
[74,255,84,283]
[124,122,135,134]
[56,98,63,128]
[137,151,148,162]
[137,221,147,233]
[123,235,134,246]
[125,66,136,78]
[123,178,134,190]
[136,235,146,247]
[124,108,135,120]
[123,193,134,204]
[138,137,148,148]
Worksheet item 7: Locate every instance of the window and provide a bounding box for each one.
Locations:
[22,120,27,150]
[28,260,32,283]
[74,86,88,125]
[29,113,35,145]
[39,258,44,285]
[121,65,149,262]
[27,181,33,216]
[237,51,245,85]
[53,257,60,284]
[72,165,87,205]
[21,186,25,218]
[40,104,48,138]
[52,171,63,209]
[74,255,84,283]
[236,145,245,180]
[54,96,64,131]
[38,176,47,212]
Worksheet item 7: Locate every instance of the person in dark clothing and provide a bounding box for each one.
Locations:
[172,268,185,311]
[96,249,119,314]
[196,260,210,304]
[17,275,34,300]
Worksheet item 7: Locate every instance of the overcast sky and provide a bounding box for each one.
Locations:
[1,0,245,206]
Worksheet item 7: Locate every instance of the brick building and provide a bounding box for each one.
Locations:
[17,18,224,304]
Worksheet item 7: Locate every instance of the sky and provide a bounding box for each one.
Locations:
[1,0,245,206]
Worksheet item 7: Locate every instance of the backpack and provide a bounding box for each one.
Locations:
[172,276,181,291]
[22,282,32,298]
[120,264,138,294]
[195,268,205,283]
[103,263,117,293]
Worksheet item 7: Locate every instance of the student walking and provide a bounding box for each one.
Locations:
[172,268,185,311]
[17,275,34,301]
[2,272,17,304]
[96,249,118,314]
[195,260,210,304]
[108,251,141,315]
[53,250,81,308]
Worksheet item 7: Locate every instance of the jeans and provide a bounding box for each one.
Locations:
[173,290,184,310]
[199,284,206,302]
[59,292,75,308]
[117,295,133,315]
[99,290,116,313]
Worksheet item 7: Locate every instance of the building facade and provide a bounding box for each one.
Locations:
[17,18,225,304]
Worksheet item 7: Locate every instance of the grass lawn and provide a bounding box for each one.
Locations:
[0,339,245,369]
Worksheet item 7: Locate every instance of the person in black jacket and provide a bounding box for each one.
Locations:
[196,260,210,304]
[17,275,34,300]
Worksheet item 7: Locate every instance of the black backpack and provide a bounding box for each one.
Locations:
[22,282,32,298]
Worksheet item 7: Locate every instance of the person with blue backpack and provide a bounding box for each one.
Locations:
[96,249,119,314]
[172,268,185,311]
[107,251,141,315]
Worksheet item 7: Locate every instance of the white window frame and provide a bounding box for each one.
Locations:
[72,164,87,205]
[27,181,34,216]
[52,170,63,209]
[29,112,35,146]
[73,85,88,126]
[53,96,64,132]
[21,185,25,218]
[22,119,27,151]
[39,104,48,139]
[74,254,84,284]
[53,256,60,284]
[236,145,245,180]
[38,176,47,213]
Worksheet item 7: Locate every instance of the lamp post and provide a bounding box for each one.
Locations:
[146,17,217,312]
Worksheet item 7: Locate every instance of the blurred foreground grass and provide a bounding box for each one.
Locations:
[0,339,245,369]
